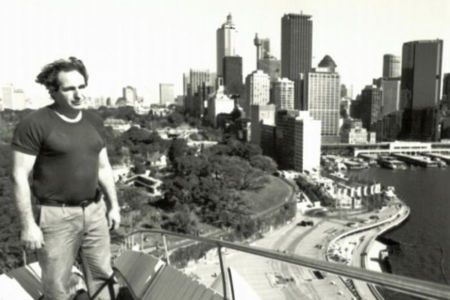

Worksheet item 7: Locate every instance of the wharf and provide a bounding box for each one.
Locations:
[424,152,450,163]
[392,153,438,167]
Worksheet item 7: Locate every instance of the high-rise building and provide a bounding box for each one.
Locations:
[159,83,174,106]
[2,85,27,110]
[122,86,138,106]
[383,54,401,78]
[258,58,281,82]
[183,73,190,96]
[358,85,383,131]
[281,13,312,107]
[399,40,443,141]
[381,78,401,116]
[400,40,443,110]
[217,14,237,77]
[273,78,294,110]
[281,13,313,81]
[276,110,321,172]
[223,56,243,96]
[442,73,450,104]
[189,69,215,96]
[303,55,340,138]
[245,70,270,116]
[250,104,276,145]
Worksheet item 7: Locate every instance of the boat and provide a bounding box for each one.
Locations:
[377,157,407,170]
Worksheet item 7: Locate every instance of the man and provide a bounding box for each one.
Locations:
[11,57,121,300]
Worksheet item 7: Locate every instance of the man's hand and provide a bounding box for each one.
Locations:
[107,207,121,231]
[21,222,44,250]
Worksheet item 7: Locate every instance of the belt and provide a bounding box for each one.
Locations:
[38,189,102,208]
[40,199,95,208]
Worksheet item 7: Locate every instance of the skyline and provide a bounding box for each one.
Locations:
[1,0,450,103]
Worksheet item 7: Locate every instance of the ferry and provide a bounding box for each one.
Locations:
[343,159,369,170]
[377,156,407,170]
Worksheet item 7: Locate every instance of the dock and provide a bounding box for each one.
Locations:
[391,153,438,167]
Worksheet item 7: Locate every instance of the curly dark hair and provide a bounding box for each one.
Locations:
[35,57,88,92]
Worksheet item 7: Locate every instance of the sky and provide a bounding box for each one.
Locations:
[0,0,449,104]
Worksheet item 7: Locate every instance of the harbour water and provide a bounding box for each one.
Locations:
[351,167,450,299]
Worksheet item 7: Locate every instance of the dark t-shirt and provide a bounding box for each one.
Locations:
[11,106,106,204]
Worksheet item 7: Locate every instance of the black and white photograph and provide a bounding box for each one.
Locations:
[0,0,449,299]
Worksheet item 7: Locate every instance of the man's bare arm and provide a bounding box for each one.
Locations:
[98,147,120,230]
[11,150,44,250]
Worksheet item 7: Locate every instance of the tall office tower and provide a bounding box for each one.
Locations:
[189,69,214,95]
[281,13,313,80]
[356,85,383,131]
[276,110,321,172]
[183,73,190,96]
[303,55,340,140]
[381,78,401,116]
[281,13,313,107]
[400,40,443,109]
[223,56,243,95]
[217,14,237,77]
[273,78,294,110]
[250,104,276,145]
[443,73,450,103]
[400,40,442,141]
[122,86,138,106]
[159,83,174,106]
[245,70,270,116]
[340,84,348,98]
[383,54,401,78]
[2,85,26,110]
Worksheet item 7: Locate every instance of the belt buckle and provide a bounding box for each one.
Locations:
[80,200,90,208]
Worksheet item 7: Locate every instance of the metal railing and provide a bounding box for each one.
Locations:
[124,228,450,300]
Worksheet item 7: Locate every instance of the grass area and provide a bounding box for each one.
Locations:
[242,175,292,213]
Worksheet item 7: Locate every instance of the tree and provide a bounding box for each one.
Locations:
[168,138,189,167]
[250,155,278,173]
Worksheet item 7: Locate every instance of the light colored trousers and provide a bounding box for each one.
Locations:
[37,200,114,300]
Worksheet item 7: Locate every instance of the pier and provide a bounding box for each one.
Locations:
[392,153,438,167]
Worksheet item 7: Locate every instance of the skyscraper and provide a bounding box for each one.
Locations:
[189,69,214,96]
[275,110,321,172]
[359,85,383,131]
[250,104,276,145]
[122,86,138,106]
[273,78,294,110]
[442,73,450,104]
[400,40,443,109]
[223,56,243,95]
[216,14,237,77]
[381,78,401,116]
[383,54,401,78]
[281,13,313,108]
[281,13,313,80]
[303,55,340,139]
[399,40,443,141]
[245,70,270,116]
[2,85,27,110]
[159,83,174,106]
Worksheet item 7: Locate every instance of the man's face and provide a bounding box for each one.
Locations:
[52,70,87,111]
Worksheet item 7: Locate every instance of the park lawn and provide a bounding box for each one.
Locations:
[241,175,292,213]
